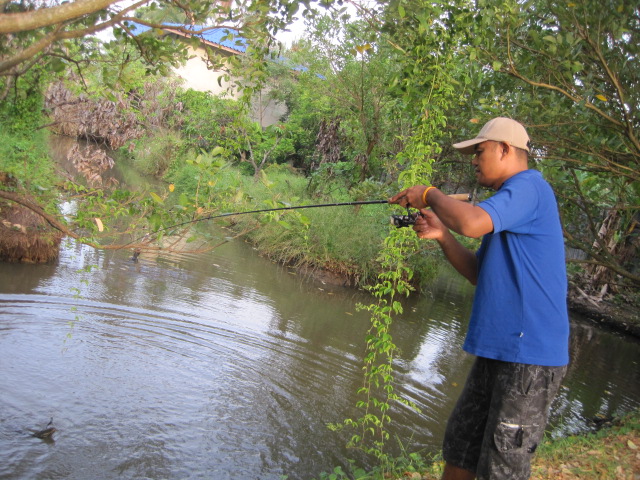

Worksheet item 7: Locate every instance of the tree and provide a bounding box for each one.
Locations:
[0,0,305,99]
[227,116,293,178]
[299,8,408,184]
[469,0,639,296]
[0,0,303,256]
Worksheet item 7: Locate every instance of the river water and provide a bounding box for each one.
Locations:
[1,229,639,479]
[2,140,639,479]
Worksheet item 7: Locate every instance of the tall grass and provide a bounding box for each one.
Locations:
[120,128,184,177]
[0,127,58,197]
[184,163,448,286]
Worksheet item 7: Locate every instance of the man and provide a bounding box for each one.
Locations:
[389,117,569,480]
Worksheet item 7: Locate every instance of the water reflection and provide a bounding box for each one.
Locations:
[0,235,638,479]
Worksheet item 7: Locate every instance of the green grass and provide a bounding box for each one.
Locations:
[309,409,640,480]
[0,128,58,194]
[159,159,475,287]
[198,163,412,285]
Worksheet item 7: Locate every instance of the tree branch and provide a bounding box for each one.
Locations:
[0,189,147,252]
[0,1,149,74]
[503,29,625,130]
[0,0,117,34]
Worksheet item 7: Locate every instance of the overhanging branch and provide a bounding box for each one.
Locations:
[0,0,117,34]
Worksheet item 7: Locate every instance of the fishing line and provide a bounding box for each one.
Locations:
[128,200,391,247]
[127,193,471,249]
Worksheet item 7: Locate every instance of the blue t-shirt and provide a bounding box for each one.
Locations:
[463,170,570,367]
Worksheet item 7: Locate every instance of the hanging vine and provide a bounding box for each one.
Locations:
[328,1,468,470]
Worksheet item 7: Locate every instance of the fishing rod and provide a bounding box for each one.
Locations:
[129,193,472,250]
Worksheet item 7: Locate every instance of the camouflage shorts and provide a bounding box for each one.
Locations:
[442,357,567,480]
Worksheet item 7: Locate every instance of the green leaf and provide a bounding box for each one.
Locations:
[149,192,164,204]
[298,214,311,225]
[210,146,225,156]
[178,193,190,207]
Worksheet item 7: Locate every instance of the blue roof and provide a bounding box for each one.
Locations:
[127,22,319,77]
[198,27,247,53]
[128,22,247,53]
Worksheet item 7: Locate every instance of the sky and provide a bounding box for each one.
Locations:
[276,16,307,47]
[95,2,309,47]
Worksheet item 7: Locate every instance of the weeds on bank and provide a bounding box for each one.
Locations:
[529,410,640,480]
[310,451,444,480]
[312,410,640,480]
[200,163,395,284]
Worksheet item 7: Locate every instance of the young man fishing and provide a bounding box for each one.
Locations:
[389,117,570,480]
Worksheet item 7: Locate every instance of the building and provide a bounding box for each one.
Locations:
[131,23,287,127]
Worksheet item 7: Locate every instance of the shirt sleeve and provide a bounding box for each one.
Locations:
[478,173,540,234]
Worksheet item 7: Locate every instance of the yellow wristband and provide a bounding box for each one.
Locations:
[422,186,437,206]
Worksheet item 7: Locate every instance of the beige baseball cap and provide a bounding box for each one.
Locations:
[453,117,530,154]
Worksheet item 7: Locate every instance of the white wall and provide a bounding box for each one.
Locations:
[173,45,287,127]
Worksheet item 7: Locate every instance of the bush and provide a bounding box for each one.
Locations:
[120,128,186,177]
[174,89,242,151]
[0,114,57,196]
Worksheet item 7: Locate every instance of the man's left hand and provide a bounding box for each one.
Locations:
[388,185,430,209]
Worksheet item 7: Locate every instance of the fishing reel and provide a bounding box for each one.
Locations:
[390,208,421,228]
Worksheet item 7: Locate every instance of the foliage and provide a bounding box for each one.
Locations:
[188,162,391,283]
[329,226,418,468]
[173,89,242,151]
[119,128,185,177]
[264,48,334,171]
[301,9,408,182]
[0,120,56,198]
[223,114,295,177]
[0,70,59,202]
[0,0,296,79]
[320,0,471,464]
[313,451,444,480]
[467,0,640,294]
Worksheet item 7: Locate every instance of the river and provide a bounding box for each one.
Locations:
[1,143,639,479]
[1,228,639,479]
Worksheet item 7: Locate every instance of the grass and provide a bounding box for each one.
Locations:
[308,409,639,479]
[0,128,58,196]
[347,409,640,480]
[207,164,480,288]
[528,410,640,480]
[197,163,410,285]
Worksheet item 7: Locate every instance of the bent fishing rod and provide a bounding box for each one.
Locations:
[129,192,472,247]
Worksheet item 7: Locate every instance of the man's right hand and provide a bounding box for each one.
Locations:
[413,208,448,241]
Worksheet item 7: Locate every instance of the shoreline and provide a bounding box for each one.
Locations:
[567,287,640,338]
[293,260,640,339]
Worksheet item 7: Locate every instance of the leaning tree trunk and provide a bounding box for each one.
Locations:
[0,198,63,263]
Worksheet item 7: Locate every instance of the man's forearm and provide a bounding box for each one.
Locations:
[437,230,478,285]
[428,189,493,239]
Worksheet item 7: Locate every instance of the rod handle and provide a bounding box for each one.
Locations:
[447,193,472,202]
